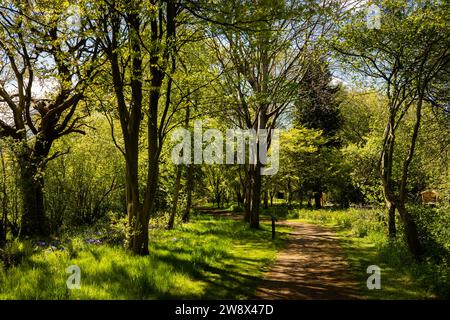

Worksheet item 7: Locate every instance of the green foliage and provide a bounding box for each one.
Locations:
[98,212,130,246]
[44,116,126,232]
[294,57,342,142]
[410,206,450,261]
[0,240,34,270]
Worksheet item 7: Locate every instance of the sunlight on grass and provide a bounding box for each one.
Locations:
[0,215,288,300]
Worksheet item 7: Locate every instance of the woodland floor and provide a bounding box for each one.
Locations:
[255,221,361,300]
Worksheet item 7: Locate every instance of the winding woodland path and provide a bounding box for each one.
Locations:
[256,221,361,300]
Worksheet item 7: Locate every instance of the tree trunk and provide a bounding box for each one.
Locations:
[299,191,304,207]
[249,163,261,229]
[247,112,268,229]
[287,179,293,205]
[130,209,149,255]
[396,95,424,259]
[244,172,251,223]
[18,153,48,238]
[167,166,182,230]
[182,164,194,223]
[397,204,423,258]
[235,189,243,208]
[263,190,269,209]
[379,96,424,259]
[314,191,322,209]
[387,202,396,239]
[0,152,8,245]
[125,156,142,253]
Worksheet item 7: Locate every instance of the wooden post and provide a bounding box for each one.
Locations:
[269,212,278,240]
[272,217,276,239]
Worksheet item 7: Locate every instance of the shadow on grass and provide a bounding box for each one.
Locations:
[0,214,290,300]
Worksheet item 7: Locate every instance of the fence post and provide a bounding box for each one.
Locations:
[269,212,278,240]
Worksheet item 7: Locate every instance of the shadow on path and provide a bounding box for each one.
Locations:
[256,221,361,300]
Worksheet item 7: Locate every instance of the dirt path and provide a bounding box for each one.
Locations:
[256,221,361,300]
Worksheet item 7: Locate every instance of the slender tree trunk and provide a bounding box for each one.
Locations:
[182,164,194,223]
[249,163,261,229]
[125,154,141,252]
[244,169,251,223]
[167,166,182,230]
[387,202,396,238]
[287,179,293,205]
[396,96,424,258]
[397,204,423,257]
[314,191,322,209]
[0,152,8,245]
[247,112,268,229]
[235,188,243,208]
[137,95,160,255]
[263,190,268,209]
[380,113,397,240]
[379,97,423,259]
[181,102,193,223]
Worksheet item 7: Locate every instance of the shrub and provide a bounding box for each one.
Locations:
[0,240,34,269]
[100,212,130,246]
[410,205,450,262]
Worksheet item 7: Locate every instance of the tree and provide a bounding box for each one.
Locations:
[294,56,342,144]
[271,127,323,207]
[0,0,101,237]
[335,0,450,258]
[293,57,342,208]
[97,0,185,254]
[204,0,337,228]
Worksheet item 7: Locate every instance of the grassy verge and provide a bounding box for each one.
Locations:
[0,214,289,299]
[290,208,449,300]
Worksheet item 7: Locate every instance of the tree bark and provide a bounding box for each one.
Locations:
[287,178,293,205]
[244,170,251,223]
[167,166,182,230]
[396,95,424,258]
[0,152,8,245]
[263,190,269,209]
[397,204,423,258]
[314,191,322,209]
[379,95,423,259]
[182,164,194,223]
[249,163,261,229]
[18,156,48,238]
[387,202,396,239]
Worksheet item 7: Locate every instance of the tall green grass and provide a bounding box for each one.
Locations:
[0,215,288,299]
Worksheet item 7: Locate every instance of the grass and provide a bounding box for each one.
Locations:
[289,207,449,300]
[0,213,290,300]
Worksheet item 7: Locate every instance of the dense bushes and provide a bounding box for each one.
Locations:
[411,205,450,262]
[0,240,34,270]
[45,118,126,233]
